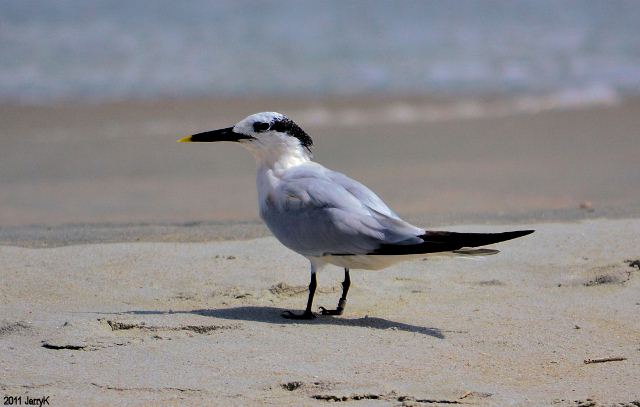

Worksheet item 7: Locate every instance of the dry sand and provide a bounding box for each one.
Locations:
[1,96,639,405]
[1,219,639,406]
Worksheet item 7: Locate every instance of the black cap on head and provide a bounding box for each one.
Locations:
[270,117,313,151]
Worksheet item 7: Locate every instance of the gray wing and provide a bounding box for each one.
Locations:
[261,163,424,257]
[326,171,402,219]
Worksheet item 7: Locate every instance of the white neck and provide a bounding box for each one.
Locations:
[243,141,311,174]
[243,142,311,216]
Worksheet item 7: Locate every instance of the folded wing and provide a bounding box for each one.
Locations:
[262,163,423,257]
[262,162,533,258]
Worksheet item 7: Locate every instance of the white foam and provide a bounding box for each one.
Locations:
[293,85,621,128]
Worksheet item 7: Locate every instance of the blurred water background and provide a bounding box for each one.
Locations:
[1,0,639,105]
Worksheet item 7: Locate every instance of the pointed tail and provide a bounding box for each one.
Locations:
[370,229,534,256]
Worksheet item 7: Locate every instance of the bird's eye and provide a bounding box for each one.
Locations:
[253,122,270,132]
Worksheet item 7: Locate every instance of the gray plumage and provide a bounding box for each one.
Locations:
[260,161,424,257]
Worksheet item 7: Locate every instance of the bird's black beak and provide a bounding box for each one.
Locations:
[178,127,252,143]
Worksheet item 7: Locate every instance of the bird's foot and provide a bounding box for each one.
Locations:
[319,306,344,316]
[281,310,316,320]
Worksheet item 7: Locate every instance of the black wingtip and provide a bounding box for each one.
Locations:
[508,229,535,238]
[369,228,534,256]
[451,229,535,246]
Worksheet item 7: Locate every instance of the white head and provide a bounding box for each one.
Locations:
[179,112,313,167]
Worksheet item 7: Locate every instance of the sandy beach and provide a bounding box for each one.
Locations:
[1,219,639,406]
[1,96,639,406]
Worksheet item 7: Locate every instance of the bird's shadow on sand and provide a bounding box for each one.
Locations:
[126,306,444,339]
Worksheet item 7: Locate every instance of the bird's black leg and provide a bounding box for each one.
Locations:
[282,271,317,320]
[320,268,350,316]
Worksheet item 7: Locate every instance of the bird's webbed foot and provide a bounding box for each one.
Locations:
[318,306,344,316]
[281,310,316,320]
[319,298,347,316]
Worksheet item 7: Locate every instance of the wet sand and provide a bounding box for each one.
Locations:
[1,95,639,228]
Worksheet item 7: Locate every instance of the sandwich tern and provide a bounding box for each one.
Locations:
[179,112,533,319]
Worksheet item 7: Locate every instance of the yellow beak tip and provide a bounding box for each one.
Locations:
[177,136,192,143]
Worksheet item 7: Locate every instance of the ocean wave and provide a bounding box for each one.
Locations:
[293,85,622,127]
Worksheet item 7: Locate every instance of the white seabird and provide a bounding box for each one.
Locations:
[179,112,533,319]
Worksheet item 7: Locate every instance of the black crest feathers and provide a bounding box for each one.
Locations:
[271,117,313,150]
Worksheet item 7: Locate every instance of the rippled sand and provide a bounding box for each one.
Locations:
[1,219,639,405]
